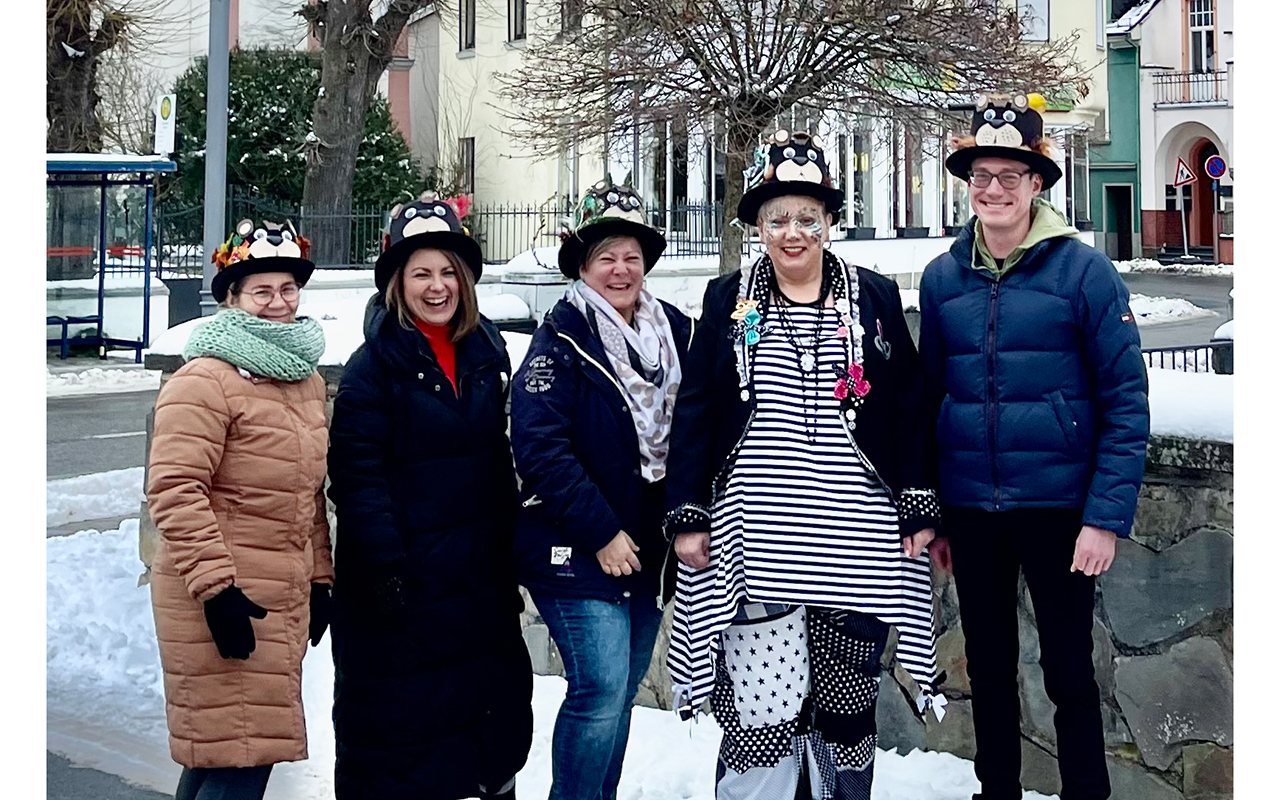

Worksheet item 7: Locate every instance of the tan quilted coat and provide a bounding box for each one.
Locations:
[147,356,333,769]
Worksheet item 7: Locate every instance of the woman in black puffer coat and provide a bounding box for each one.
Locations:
[327,195,532,800]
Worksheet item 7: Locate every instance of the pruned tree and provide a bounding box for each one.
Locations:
[47,0,178,278]
[497,0,1087,274]
[296,0,436,265]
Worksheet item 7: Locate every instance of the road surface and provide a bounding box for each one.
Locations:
[46,390,158,481]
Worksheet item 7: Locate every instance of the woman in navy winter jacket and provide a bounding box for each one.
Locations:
[327,195,532,800]
[511,181,692,800]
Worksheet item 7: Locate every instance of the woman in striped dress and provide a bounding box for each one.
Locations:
[663,131,948,799]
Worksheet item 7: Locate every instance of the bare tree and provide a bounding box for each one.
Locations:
[296,0,436,265]
[498,0,1087,274]
[47,0,182,279]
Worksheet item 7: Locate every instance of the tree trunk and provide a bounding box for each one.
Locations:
[47,21,106,280]
[718,117,769,276]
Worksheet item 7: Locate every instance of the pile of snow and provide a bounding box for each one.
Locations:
[46,467,145,527]
[46,367,161,397]
[1129,293,1216,326]
[47,518,1056,799]
[1148,371,1232,443]
[1212,319,1233,340]
[1114,258,1233,276]
[900,289,920,312]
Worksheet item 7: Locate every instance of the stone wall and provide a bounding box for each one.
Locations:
[139,352,1231,800]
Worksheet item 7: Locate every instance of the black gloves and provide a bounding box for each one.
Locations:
[309,583,332,646]
[203,585,268,660]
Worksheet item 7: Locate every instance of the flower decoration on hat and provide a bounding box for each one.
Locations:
[212,218,309,269]
[556,178,666,279]
[572,180,648,231]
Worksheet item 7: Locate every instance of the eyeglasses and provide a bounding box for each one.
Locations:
[968,170,1031,189]
[243,285,300,304]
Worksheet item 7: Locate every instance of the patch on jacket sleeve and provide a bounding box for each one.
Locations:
[1120,311,1135,324]
[523,355,556,393]
[550,546,572,565]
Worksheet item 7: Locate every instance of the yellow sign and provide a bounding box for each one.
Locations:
[160,96,172,120]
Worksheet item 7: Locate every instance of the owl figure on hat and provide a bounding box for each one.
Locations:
[375,191,482,293]
[738,130,844,225]
[210,218,314,302]
[945,91,1063,189]
[557,179,666,279]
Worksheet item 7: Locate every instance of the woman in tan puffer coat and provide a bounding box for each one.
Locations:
[147,219,332,800]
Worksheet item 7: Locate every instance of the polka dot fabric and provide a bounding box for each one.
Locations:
[711,604,889,799]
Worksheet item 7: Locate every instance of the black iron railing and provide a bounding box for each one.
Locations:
[1140,341,1232,373]
[1153,70,1229,106]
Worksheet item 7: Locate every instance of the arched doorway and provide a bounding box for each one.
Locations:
[1190,139,1218,248]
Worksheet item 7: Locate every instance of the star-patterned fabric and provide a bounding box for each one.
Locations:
[711,602,888,799]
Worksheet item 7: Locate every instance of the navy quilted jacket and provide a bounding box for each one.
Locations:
[918,220,1150,537]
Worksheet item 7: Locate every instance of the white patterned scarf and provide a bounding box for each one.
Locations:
[567,281,683,481]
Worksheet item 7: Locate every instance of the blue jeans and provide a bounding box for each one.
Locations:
[531,593,665,800]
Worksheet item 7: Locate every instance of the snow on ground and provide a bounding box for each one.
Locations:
[1148,371,1232,443]
[47,520,1055,799]
[46,467,145,527]
[46,366,161,397]
[1129,293,1216,326]
[900,289,919,312]
[1113,258,1233,276]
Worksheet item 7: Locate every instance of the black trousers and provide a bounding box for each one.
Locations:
[946,508,1110,800]
[174,765,273,800]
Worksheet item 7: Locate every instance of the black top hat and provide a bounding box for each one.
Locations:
[210,218,316,302]
[944,92,1063,189]
[737,130,845,226]
[375,193,483,293]
[557,180,667,280]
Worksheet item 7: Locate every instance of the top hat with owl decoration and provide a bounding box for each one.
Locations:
[944,92,1063,189]
[210,218,315,303]
[375,192,483,293]
[737,130,845,226]
[557,180,667,279]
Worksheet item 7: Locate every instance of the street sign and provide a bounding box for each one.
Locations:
[1205,154,1227,180]
[153,94,176,156]
[1173,157,1197,187]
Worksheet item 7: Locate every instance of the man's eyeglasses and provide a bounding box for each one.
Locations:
[244,285,300,304]
[968,170,1031,189]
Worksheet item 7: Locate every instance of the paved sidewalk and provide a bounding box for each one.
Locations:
[47,752,169,800]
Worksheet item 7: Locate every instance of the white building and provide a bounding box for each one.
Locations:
[1108,0,1233,262]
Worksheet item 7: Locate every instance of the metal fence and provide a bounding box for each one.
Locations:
[1141,342,1232,374]
[144,200,740,275]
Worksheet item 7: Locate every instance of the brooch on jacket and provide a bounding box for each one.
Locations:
[730,299,765,346]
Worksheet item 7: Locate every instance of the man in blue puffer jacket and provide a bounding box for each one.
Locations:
[920,92,1149,800]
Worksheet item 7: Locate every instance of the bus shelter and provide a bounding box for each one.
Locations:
[46,154,176,362]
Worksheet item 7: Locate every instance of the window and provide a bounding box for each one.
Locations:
[458,137,476,194]
[561,0,584,35]
[1219,185,1233,235]
[1096,0,1105,49]
[509,0,527,42]
[1190,0,1215,73]
[944,127,970,228]
[846,131,874,228]
[1018,0,1050,42]
[459,0,476,51]
[901,129,924,229]
[1064,131,1091,225]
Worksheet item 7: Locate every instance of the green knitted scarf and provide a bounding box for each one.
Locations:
[183,308,325,382]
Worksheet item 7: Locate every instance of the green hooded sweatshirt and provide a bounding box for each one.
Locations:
[973,197,1079,280]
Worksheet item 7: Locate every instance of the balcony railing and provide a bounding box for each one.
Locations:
[1153,70,1229,106]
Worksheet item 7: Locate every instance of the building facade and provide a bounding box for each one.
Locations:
[396,1,1112,263]
[1095,0,1233,263]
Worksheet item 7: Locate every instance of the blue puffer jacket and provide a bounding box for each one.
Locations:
[919,218,1150,537]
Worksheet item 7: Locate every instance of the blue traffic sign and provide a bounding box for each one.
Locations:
[1205,155,1227,179]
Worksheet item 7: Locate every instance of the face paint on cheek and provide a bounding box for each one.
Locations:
[797,219,824,241]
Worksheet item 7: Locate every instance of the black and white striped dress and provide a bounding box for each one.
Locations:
[669,302,937,712]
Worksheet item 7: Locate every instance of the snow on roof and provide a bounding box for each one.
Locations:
[1108,0,1162,35]
[47,153,177,174]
